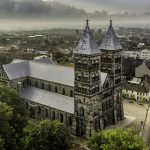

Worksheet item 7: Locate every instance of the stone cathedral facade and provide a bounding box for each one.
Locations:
[0,20,124,138]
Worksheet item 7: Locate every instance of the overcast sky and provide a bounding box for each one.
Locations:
[0,0,150,30]
[53,0,150,12]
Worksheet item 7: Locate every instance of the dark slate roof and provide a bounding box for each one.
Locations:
[100,20,122,51]
[21,86,74,114]
[74,20,99,55]
[11,57,54,65]
[34,57,54,64]
[3,60,108,87]
[123,81,150,93]
[145,60,150,69]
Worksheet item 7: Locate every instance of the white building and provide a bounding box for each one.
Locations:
[140,49,150,60]
[123,51,139,58]
[123,49,150,60]
[122,78,150,102]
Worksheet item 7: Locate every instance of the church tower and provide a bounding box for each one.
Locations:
[100,20,124,123]
[74,20,103,137]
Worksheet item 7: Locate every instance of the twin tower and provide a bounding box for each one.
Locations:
[73,20,124,137]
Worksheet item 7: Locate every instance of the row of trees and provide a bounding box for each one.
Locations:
[0,84,148,150]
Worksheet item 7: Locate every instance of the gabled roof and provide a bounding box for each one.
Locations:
[100,20,122,51]
[11,57,54,65]
[4,61,29,80]
[3,60,108,87]
[3,61,74,86]
[123,80,150,93]
[74,20,99,55]
[11,59,26,64]
[33,57,54,64]
[145,60,150,69]
[21,86,74,114]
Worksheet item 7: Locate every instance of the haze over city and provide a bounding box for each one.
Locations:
[0,0,150,30]
[1,0,150,149]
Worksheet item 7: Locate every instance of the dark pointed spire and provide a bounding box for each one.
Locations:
[86,18,89,26]
[74,20,99,55]
[110,19,112,27]
[99,20,122,51]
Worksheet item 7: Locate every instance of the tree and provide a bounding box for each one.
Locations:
[0,102,17,150]
[26,120,72,150]
[0,85,27,149]
[0,84,25,114]
[0,136,5,150]
[87,128,148,150]
[53,50,64,60]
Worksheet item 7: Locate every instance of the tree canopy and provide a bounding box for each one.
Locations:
[0,84,25,114]
[0,85,27,150]
[26,120,72,150]
[87,128,148,150]
[0,136,5,150]
[0,102,18,149]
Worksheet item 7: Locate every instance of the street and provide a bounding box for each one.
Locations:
[123,100,150,146]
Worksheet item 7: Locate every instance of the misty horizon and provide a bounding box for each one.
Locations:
[0,0,150,30]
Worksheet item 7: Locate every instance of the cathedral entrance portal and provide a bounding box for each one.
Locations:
[76,118,86,137]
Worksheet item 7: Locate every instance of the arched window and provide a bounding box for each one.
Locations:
[106,101,108,109]
[42,83,44,89]
[52,111,55,120]
[35,81,38,87]
[26,102,28,109]
[23,81,26,87]
[28,79,31,86]
[38,106,41,114]
[45,109,48,117]
[60,113,64,122]
[105,81,109,89]
[70,90,73,97]
[116,95,119,104]
[79,107,84,116]
[55,87,57,93]
[62,88,65,95]
[109,99,111,107]
[102,102,106,112]
[68,117,72,126]
[48,85,51,91]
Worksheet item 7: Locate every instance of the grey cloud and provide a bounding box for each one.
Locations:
[0,0,149,21]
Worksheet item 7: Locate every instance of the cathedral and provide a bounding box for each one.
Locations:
[0,20,124,138]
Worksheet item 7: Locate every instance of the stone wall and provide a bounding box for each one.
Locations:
[25,99,75,134]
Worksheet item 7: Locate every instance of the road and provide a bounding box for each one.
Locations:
[123,100,150,146]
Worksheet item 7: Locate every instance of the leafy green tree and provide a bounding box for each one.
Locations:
[87,128,148,150]
[0,102,17,150]
[0,85,27,149]
[0,84,25,114]
[0,136,5,150]
[53,50,64,60]
[0,53,13,65]
[26,120,72,150]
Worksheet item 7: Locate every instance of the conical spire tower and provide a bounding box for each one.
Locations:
[100,20,122,50]
[74,20,99,55]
